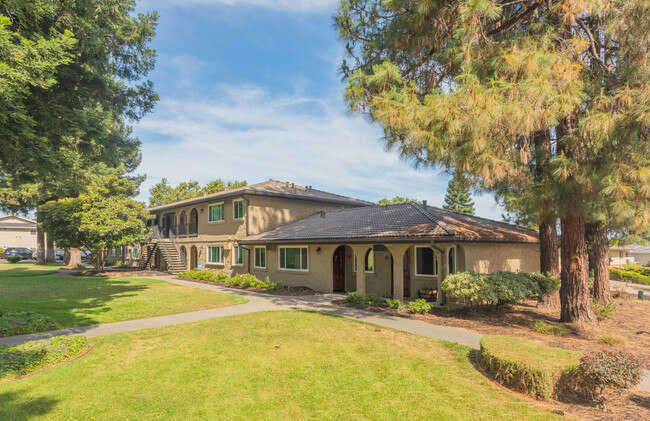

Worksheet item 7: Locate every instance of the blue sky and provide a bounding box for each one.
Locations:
[132,0,505,219]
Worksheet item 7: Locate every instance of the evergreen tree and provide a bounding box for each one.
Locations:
[378,196,420,205]
[443,175,475,215]
[336,0,650,324]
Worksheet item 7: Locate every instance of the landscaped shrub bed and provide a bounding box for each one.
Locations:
[442,271,560,309]
[178,270,283,291]
[479,335,582,400]
[0,311,63,337]
[0,336,92,382]
[610,265,650,285]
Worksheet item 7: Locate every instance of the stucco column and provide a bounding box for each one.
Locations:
[436,245,448,304]
[350,245,371,295]
[386,244,410,301]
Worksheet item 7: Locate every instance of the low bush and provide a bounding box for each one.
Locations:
[360,292,385,306]
[344,291,360,303]
[533,320,567,336]
[0,312,63,338]
[386,298,405,310]
[0,336,92,382]
[479,335,582,400]
[592,299,617,320]
[442,271,560,310]
[578,350,642,409]
[599,332,628,347]
[610,267,650,285]
[408,299,433,314]
[178,270,283,291]
[6,256,22,263]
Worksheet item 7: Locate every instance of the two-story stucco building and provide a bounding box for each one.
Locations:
[144,179,540,302]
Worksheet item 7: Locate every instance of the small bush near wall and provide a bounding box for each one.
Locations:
[178,270,283,291]
[360,293,385,306]
[442,271,560,310]
[344,292,360,303]
[386,298,405,309]
[408,299,433,314]
[578,350,642,410]
[6,256,22,263]
[479,335,582,401]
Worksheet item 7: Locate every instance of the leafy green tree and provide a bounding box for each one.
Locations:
[0,0,158,264]
[39,194,151,272]
[148,179,248,207]
[443,174,475,215]
[335,0,650,324]
[378,196,420,205]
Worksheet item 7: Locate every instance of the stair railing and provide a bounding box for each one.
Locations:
[168,228,188,269]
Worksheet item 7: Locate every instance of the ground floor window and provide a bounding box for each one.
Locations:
[353,249,374,273]
[132,247,139,259]
[233,245,244,266]
[111,249,117,257]
[207,245,224,265]
[279,246,308,271]
[416,246,438,276]
[254,247,266,269]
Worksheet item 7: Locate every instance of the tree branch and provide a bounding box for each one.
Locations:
[487,2,542,36]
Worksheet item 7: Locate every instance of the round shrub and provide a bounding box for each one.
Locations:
[579,350,642,399]
[7,256,22,263]
[408,299,433,314]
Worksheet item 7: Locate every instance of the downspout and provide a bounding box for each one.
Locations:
[242,196,250,273]
[430,241,447,306]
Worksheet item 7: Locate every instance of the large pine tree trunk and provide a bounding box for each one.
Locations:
[35,221,46,265]
[64,248,83,269]
[538,219,561,308]
[591,224,612,303]
[560,211,598,325]
[46,236,55,263]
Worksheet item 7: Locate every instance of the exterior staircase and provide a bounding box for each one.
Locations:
[139,226,187,274]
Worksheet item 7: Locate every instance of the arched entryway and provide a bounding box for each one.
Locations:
[180,246,187,271]
[189,208,198,236]
[179,211,187,236]
[190,245,198,270]
[333,245,346,292]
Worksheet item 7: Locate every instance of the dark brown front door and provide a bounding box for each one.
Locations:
[403,248,411,297]
[333,246,346,292]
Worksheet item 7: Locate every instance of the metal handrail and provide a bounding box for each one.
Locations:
[151,226,186,270]
[168,228,187,269]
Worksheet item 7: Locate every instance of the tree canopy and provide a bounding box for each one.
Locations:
[336,0,650,324]
[443,175,475,215]
[378,196,421,205]
[148,178,248,207]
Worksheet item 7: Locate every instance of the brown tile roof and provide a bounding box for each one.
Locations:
[148,179,373,212]
[240,202,538,244]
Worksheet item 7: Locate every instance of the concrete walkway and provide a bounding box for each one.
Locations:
[2,272,647,393]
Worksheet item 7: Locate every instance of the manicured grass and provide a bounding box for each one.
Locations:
[0,312,562,420]
[0,276,248,329]
[0,269,59,278]
[0,263,64,270]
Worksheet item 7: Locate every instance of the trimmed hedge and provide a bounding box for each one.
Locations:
[479,335,581,400]
[178,270,283,291]
[442,271,560,309]
[610,265,650,285]
[0,336,92,382]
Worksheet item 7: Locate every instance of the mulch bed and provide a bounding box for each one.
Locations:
[334,297,650,421]
[71,269,165,278]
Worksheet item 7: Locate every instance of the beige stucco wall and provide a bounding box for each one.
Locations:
[0,228,37,249]
[462,243,540,273]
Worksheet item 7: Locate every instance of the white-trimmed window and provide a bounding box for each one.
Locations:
[254,246,266,269]
[279,246,308,271]
[415,246,438,276]
[233,200,244,220]
[353,249,374,273]
[208,203,224,223]
[207,245,224,265]
[233,245,244,266]
[132,247,139,259]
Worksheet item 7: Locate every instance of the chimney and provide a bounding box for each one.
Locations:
[422,200,428,210]
[320,211,326,219]
[291,182,295,188]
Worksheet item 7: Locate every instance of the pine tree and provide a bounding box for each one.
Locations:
[443,176,475,215]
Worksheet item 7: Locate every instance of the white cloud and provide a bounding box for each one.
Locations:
[139,0,337,14]
[133,83,505,220]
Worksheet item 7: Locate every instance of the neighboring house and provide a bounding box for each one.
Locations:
[144,180,540,301]
[609,244,650,266]
[0,215,38,250]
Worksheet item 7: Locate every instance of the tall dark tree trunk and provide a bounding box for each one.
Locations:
[64,248,83,269]
[46,236,55,263]
[35,220,46,265]
[560,210,598,325]
[63,248,70,265]
[538,219,561,308]
[585,222,612,303]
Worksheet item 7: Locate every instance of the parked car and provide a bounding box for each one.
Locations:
[31,249,65,260]
[3,247,34,260]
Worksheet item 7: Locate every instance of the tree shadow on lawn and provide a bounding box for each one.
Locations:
[0,277,149,329]
[0,390,59,419]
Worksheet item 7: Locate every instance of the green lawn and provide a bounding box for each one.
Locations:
[0,311,562,420]
[0,275,248,328]
[0,263,64,270]
[0,269,59,278]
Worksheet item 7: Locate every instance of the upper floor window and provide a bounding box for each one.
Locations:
[207,245,224,265]
[279,246,308,271]
[208,203,224,222]
[415,246,438,276]
[254,246,266,269]
[233,245,244,266]
[233,200,244,220]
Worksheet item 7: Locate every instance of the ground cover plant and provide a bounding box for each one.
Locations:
[0,273,247,328]
[0,311,563,420]
[0,311,63,337]
[599,332,628,348]
[179,270,283,291]
[610,265,650,286]
[0,336,91,383]
[533,320,567,337]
